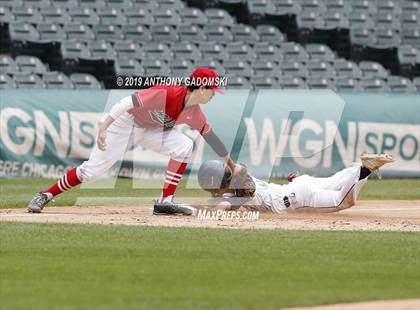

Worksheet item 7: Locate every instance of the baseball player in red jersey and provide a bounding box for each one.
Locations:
[27,68,241,215]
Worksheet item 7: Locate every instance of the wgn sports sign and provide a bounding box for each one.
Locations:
[0,90,419,178]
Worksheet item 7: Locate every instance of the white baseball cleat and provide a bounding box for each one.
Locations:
[360,153,395,172]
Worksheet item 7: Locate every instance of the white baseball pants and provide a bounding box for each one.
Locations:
[77,112,193,182]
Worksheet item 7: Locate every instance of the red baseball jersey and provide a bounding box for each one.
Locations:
[129,85,212,135]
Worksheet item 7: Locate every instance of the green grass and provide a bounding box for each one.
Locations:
[1,178,419,209]
[0,222,419,310]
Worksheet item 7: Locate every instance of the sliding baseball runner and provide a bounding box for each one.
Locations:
[27,68,241,215]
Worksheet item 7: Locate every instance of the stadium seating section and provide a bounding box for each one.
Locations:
[0,0,419,91]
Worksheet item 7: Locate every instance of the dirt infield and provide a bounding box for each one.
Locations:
[285,299,420,310]
[1,200,419,231]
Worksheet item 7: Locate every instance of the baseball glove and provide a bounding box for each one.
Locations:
[230,164,256,198]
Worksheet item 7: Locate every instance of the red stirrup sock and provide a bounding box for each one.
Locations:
[159,159,188,203]
[42,167,82,197]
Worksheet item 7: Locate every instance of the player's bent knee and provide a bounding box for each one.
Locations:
[77,166,101,183]
[171,138,194,162]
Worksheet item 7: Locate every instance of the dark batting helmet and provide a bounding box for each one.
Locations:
[197,160,232,195]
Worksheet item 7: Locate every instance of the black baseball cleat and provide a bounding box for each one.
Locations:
[153,201,194,215]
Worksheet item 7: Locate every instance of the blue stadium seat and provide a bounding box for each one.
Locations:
[97,7,127,25]
[359,61,389,78]
[325,0,350,14]
[50,0,78,8]
[0,55,19,74]
[297,10,324,29]
[194,59,226,76]
[225,76,251,89]
[14,72,46,88]
[252,60,279,77]
[398,45,418,65]
[142,59,171,76]
[143,42,173,60]
[272,0,300,14]
[387,76,417,93]
[41,7,71,24]
[63,24,95,41]
[172,42,201,61]
[0,6,14,24]
[335,77,363,91]
[42,71,73,89]
[401,29,420,48]
[0,73,15,89]
[230,24,260,43]
[131,0,159,10]
[179,8,208,26]
[334,58,363,78]
[94,24,124,41]
[204,8,234,26]
[198,42,229,61]
[0,0,23,6]
[322,10,349,29]
[373,12,399,30]
[279,60,308,78]
[306,43,336,61]
[77,0,105,9]
[15,55,48,73]
[402,0,420,13]
[307,60,336,77]
[113,40,144,59]
[170,59,194,77]
[123,25,153,41]
[178,25,207,42]
[12,6,43,24]
[70,73,102,89]
[150,25,179,43]
[376,0,400,16]
[256,25,286,45]
[226,42,257,61]
[114,59,144,76]
[61,40,89,59]
[254,42,283,61]
[300,0,327,14]
[278,76,308,89]
[124,8,155,25]
[87,40,117,60]
[373,29,400,48]
[68,7,100,25]
[307,76,335,89]
[401,12,420,30]
[360,77,390,92]
[350,28,374,46]
[104,0,133,9]
[250,76,280,89]
[156,0,185,10]
[348,12,374,29]
[223,60,253,78]
[37,23,66,42]
[280,42,309,62]
[351,0,377,14]
[204,24,233,43]
[23,0,51,6]
[152,8,182,26]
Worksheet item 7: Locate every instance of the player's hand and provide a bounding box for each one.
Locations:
[232,163,245,176]
[97,129,107,151]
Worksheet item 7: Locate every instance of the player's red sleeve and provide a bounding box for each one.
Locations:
[132,88,167,109]
[186,107,212,135]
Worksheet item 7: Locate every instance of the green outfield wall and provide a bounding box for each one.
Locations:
[1,89,419,178]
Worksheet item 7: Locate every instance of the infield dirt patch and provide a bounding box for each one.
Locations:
[1,200,419,231]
